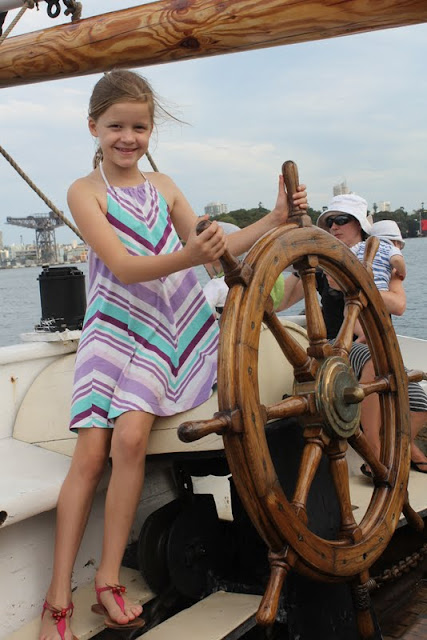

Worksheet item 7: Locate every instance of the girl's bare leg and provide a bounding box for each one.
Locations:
[359,359,381,461]
[359,363,427,472]
[95,410,155,624]
[40,428,112,640]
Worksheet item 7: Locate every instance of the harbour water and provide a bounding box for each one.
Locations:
[0,238,425,348]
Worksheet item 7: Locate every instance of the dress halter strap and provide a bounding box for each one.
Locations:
[99,162,148,187]
[99,162,110,188]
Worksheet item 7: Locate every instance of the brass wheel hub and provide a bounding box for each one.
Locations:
[315,356,362,439]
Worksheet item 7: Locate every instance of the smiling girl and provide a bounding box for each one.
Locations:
[39,69,307,640]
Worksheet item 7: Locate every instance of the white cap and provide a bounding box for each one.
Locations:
[371,220,405,249]
[317,194,372,235]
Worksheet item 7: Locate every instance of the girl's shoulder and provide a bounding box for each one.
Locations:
[145,171,175,190]
[145,171,180,207]
[68,169,105,195]
[68,169,107,195]
[67,170,107,212]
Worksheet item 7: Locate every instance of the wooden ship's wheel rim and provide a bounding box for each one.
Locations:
[218,223,411,581]
[178,162,423,635]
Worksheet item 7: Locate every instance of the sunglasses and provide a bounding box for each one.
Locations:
[326,214,353,228]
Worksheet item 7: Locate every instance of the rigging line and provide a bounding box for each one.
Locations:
[63,1,82,23]
[0,1,82,45]
[0,143,84,241]
[146,150,159,172]
[0,1,33,45]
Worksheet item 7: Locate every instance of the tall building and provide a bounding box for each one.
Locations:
[333,181,350,196]
[204,201,228,216]
[0,230,3,250]
[378,201,391,212]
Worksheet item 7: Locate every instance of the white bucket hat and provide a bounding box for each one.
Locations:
[371,220,405,249]
[317,194,372,235]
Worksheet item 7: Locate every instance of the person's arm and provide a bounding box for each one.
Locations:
[150,171,306,257]
[380,272,406,316]
[68,176,226,284]
[390,254,406,280]
[275,273,305,312]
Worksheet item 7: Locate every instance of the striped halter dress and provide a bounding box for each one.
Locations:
[70,164,219,430]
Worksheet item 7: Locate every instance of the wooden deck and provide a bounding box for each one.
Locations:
[381,580,427,639]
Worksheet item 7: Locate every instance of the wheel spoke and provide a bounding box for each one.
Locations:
[263,311,318,382]
[332,292,366,358]
[362,237,380,275]
[257,546,297,626]
[291,426,329,522]
[178,409,241,442]
[359,376,394,397]
[265,394,310,422]
[349,426,389,482]
[402,489,424,532]
[326,440,362,542]
[297,258,333,360]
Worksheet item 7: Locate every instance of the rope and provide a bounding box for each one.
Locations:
[0,143,84,241]
[146,151,159,172]
[0,1,34,45]
[0,0,81,44]
[63,0,82,22]
[0,0,150,244]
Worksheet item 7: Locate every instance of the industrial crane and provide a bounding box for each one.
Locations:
[7,211,64,264]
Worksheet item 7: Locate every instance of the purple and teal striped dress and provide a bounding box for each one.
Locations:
[70,165,219,431]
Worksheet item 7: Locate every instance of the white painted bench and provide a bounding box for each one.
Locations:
[1,319,308,530]
[0,321,307,638]
[0,437,73,527]
[6,580,261,640]
[12,320,310,457]
[142,591,262,640]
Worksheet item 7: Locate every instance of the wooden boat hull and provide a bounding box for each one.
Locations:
[0,322,426,638]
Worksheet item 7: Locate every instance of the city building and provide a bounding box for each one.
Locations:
[204,201,228,216]
[63,242,88,263]
[333,181,350,196]
[378,201,391,212]
[13,246,38,266]
[0,248,9,265]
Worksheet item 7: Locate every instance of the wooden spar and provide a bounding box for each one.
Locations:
[1,0,427,88]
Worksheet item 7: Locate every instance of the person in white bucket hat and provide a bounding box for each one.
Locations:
[317,194,372,238]
[351,220,406,290]
[371,219,405,249]
[318,195,406,290]
[277,193,427,477]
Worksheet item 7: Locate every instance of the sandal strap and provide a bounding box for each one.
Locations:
[42,601,74,640]
[95,584,127,614]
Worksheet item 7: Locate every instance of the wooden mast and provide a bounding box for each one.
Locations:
[1,0,427,87]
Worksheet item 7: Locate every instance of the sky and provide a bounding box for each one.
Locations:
[1,1,427,246]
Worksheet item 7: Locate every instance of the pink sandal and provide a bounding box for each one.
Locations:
[41,601,77,640]
[91,584,145,629]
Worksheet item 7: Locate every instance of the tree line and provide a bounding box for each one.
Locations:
[213,204,426,238]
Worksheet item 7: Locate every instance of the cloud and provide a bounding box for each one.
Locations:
[1,4,426,245]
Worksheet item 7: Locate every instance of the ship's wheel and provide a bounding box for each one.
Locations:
[178,162,424,640]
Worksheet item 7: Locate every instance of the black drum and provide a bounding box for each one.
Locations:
[37,265,86,331]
